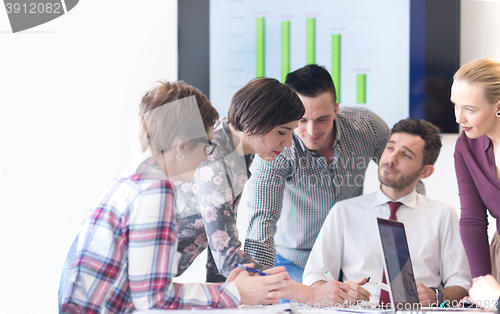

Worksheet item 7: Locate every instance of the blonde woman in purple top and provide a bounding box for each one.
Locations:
[451,58,500,281]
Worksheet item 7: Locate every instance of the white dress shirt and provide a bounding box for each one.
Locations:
[303,187,471,303]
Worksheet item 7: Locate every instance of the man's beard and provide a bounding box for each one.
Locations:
[379,163,422,190]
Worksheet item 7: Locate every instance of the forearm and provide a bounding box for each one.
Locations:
[169,282,240,308]
[244,187,282,267]
[455,145,491,277]
[282,281,320,304]
[443,286,468,303]
[284,280,352,306]
[245,156,289,266]
[420,284,468,306]
[460,221,492,277]
[423,286,468,305]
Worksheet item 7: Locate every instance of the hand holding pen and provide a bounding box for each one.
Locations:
[226,263,294,305]
[234,263,268,276]
[324,270,371,303]
[366,277,389,292]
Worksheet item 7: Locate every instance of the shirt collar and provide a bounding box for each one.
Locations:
[129,154,168,181]
[293,132,313,155]
[373,185,418,210]
[332,118,341,149]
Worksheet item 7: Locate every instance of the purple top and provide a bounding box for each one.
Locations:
[454,132,500,278]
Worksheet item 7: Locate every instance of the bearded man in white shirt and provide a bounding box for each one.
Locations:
[303,118,471,306]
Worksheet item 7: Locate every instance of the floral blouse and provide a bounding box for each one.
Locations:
[174,121,265,278]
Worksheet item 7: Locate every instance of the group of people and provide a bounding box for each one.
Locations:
[58,58,500,313]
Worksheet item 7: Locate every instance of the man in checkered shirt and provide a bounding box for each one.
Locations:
[244,64,391,287]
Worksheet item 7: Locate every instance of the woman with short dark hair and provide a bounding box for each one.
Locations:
[175,77,305,282]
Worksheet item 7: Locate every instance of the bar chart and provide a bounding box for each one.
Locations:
[210,0,410,128]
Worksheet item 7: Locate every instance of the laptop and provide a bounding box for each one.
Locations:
[377,218,420,311]
[376,218,494,313]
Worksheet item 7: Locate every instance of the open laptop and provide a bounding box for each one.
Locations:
[376,218,495,313]
[377,218,420,311]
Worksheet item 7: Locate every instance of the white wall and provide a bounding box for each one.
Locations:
[2,1,500,313]
[0,1,177,314]
[461,0,500,63]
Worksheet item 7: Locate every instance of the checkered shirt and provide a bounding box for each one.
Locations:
[244,107,390,269]
[60,156,240,314]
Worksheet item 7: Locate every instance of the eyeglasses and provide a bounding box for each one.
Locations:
[197,138,217,155]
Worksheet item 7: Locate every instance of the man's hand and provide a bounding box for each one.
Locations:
[344,278,371,304]
[416,282,436,306]
[310,280,351,305]
[310,279,370,305]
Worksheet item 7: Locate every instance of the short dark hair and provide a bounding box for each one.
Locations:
[285,64,337,102]
[390,118,442,166]
[228,77,305,136]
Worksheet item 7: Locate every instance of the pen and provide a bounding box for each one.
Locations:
[234,263,268,276]
[367,277,390,292]
[324,270,335,282]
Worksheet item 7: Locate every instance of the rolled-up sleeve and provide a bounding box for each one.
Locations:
[244,154,293,268]
[440,203,472,291]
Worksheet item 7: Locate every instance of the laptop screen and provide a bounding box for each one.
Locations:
[377,218,419,305]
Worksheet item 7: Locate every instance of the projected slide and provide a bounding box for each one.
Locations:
[210,0,410,128]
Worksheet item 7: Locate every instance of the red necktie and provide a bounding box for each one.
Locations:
[380,201,402,305]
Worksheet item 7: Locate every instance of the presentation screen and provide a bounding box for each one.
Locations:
[179,0,460,133]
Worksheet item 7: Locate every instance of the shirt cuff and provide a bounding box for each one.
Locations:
[443,274,472,292]
[303,273,327,286]
[218,282,241,307]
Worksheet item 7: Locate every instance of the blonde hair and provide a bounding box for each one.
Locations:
[453,58,500,105]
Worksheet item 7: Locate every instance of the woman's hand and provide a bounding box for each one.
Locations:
[469,275,500,309]
[227,264,294,305]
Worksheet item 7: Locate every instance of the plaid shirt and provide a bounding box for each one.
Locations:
[244,107,390,269]
[61,156,240,314]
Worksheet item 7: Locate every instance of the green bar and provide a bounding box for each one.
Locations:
[306,18,315,64]
[357,74,366,104]
[256,17,265,77]
[331,34,341,103]
[281,21,290,83]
